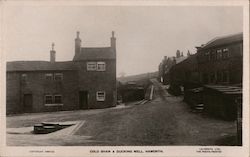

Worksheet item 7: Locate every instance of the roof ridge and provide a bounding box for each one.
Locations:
[205,32,243,46]
[81,47,111,49]
[200,32,243,49]
[7,60,76,71]
[7,60,73,63]
[7,60,49,63]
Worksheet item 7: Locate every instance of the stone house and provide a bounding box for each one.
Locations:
[6,31,117,114]
[158,50,187,85]
[196,33,243,120]
[169,53,199,87]
[196,32,243,85]
[167,32,243,88]
[166,32,243,120]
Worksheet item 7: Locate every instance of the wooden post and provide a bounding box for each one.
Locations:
[235,97,242,146]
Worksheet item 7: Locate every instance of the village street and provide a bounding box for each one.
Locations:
[6,79,236,146]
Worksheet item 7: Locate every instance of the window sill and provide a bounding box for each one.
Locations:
[97,100,105,102]
[96,70,106,72]
[87,70,106,72]
[45,104,63,107]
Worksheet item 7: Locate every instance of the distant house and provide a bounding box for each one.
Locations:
[158,50,187,85]
[197,32,243,85]
[169,53,199,87]
[6,31,117,114]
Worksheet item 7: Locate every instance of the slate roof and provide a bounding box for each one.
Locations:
[175,56,188,64]
[73,47,115,61]
[200,32,243,50]
[7,61,76,72]
[169,56,187,64]
[175,53,198,67]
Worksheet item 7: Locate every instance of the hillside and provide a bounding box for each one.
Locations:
[117,71,158,83]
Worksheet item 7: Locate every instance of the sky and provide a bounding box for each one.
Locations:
[4,6,243,76]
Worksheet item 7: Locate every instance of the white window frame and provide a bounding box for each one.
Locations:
[97,62,106,71]
[54,73,63,81]
[45,73,53,80]
[87,62,97,71]
[96,91,105,101]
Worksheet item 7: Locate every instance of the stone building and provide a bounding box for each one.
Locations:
[158,50,188,85]
[165,32,243,120]
[166,32,243,88]
[197,32,243,85]
[6,31,117,114]
[169,53,199,87]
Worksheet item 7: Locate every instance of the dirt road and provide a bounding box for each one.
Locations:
[6,79,236,146]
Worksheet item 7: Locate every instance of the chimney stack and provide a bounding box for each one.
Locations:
[176,50,181,58]
[50,42,56,63]
[75,31,81,55]
[111,31,116,50]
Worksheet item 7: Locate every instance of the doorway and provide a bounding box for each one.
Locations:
[79,91,88,109]
[23,94,33,112]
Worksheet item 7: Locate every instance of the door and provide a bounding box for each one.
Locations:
[23,94,32,112]
[79,91,88,109]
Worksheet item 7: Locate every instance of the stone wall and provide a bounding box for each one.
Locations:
[6,70,79,114]
[76,59,117,109]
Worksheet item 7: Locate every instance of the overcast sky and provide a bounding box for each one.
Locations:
[4,6,243,76]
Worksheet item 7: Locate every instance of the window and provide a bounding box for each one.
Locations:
[54,73,63,81]
[87,62,97,71]
[97,62,106,71]
[222,70,229,82]
[222,48,229,59]
[210,51,216,60]
[87,61,106,71]
[45,95,53,104]
[202,73,208,84]
[216,71,222,83]
[210,72,216,83]
[205,51,210,61]
[44,94,63,106]
[45,73,53,80]
[54,95,62,104]
[21,73,27,81]
[216,49,222,60]
[96,91,105,101]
